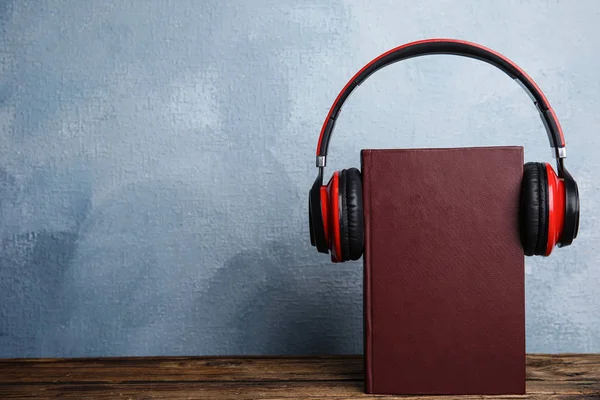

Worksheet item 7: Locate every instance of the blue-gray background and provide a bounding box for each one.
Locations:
[1,0,599,358]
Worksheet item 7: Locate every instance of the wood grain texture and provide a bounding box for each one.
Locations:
[0,354,598,399]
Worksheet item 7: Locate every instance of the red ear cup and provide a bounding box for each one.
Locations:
[325,171,343,262]
[544,163,566,255]
[313,168,365,263]
[323,168,364,263]
[520,162,566,256]
[309,176,328,253]
[308,171,346,260]
[319,185,329,246]
[559,166,579,247]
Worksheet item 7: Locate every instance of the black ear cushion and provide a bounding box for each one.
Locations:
[520,162,549,256]
[343,168,364,261]
[339,170,351,261]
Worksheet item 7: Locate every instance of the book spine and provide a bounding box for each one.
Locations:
[361,150,373,393]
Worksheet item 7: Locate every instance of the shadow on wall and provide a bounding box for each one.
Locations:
[0,162,93,356]
[0,231,79,357]
[190,237,363,355]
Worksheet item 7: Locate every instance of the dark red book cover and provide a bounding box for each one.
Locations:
[362,147,525,395]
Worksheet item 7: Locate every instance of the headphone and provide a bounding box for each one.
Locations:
[308,39,579,262]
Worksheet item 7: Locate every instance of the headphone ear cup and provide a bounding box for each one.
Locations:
[520,162,549,256]
[340,168,364,261]
[308,177,329,254]
[339,170,350,261]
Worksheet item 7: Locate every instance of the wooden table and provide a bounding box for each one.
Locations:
[0,354,598,399]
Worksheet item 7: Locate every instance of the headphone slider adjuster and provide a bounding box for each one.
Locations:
[316,156,326,167]
[554,147,567,159]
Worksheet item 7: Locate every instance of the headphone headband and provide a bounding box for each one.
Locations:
[315,38,566,167]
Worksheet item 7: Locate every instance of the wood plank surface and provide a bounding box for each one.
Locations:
[0,354,598,399]
[0,355,363,383]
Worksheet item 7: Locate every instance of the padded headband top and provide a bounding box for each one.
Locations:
[315,38,566,165]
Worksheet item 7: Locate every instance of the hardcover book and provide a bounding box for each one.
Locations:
[361,146,525,395]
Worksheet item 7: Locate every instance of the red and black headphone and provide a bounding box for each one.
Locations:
[309,39,579,262]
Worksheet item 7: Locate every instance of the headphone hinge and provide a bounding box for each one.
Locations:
[555,146,567,159]
[552,146,566,160]
[316,156,327,167]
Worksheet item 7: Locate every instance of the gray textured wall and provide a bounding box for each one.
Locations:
[1,0,599,358]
